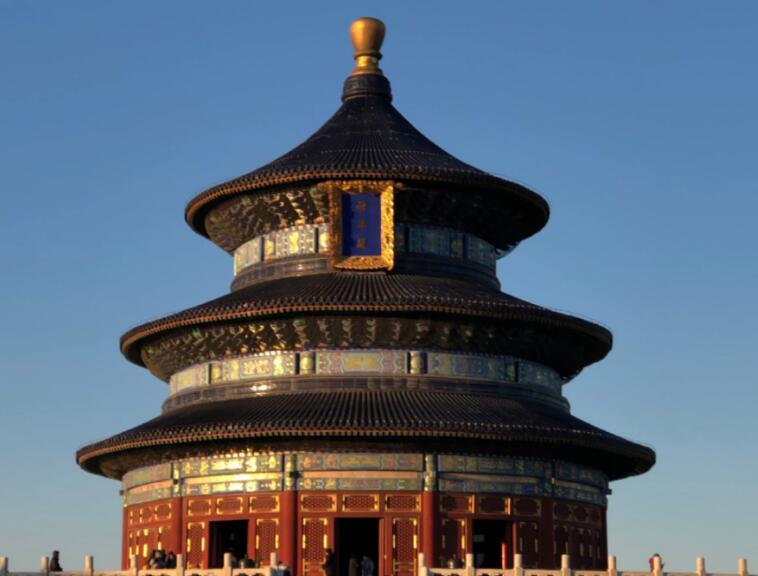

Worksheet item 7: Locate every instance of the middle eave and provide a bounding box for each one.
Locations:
[121,272,612,379]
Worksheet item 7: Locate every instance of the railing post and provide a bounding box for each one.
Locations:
[130,554,140,576]
[40,556,50,576]
[513,553,524,576]
[176,553,186,576]
[0,556,8,576]
[561,554,572,576]
[418,553,428,576]
[652,556,663,576]
[607,555,617,576]
[85,555,94,576]
[738,558,748,576]
[465,553,475,576]
[696,557,706,576]
[223,552,234,576]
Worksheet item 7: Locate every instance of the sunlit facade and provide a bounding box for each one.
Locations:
[77,17,654,576]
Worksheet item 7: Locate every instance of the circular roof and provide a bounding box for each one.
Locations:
[77,390,654,481]
[120,273,612,378]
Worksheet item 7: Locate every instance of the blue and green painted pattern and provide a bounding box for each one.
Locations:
[122,452,607,507]
[233,223,498,276]
[168,350,563,396]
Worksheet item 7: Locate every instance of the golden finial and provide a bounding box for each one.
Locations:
[349,17,385,76]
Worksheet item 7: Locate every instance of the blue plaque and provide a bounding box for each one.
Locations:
[341,193,382,256]
[324,180,395,270]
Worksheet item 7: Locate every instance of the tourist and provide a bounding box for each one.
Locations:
[240,555,255,569]
[361,555,374,576]
[165,552,177,569]
[322,549,335,576]
[277,560,291,576]
[348,555,360,576]
[226,549,238,568]
[49,551,63,572]
[147,550,158,568]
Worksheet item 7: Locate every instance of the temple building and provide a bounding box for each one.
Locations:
[77,17,654,576]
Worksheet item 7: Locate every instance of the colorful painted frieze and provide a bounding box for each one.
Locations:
[438,476,544,496]
[518,361,562,392]
[555,462,609,491]
[124,480,173,505]
[123,462,172,489]
[298,476,423,491]
[169,350,565,397]
[315,350,406,375]
[467,235,496,267]
[232,223,500,277]
[428,353,514,381]
[437,456,548,476]
[298,452,423,471]
[184,476,283,496]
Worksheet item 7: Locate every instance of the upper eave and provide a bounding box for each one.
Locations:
[184,87,549,248]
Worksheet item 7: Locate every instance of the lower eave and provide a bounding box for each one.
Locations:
[77,390,654,481]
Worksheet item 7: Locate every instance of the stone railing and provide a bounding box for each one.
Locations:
[0,553,752,576]
[418,554,753,576]
[0,553,276,576]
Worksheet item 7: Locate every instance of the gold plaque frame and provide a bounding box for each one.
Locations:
[322,180,395,270]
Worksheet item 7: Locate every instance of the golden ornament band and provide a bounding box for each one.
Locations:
[168,349,564,397]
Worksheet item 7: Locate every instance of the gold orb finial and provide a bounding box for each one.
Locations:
[349,17,385,76]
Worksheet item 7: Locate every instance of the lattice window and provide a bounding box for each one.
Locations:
[517,522,539,567]
[155,503,172,520]
[255,519,279,564]
[127,530,137,559]
[392,518,417,576]
[553,525,569,563]
[302,518,328,576]
[156,524,174,551]
[188,499,212,517]
[301,494,336,512]
[342,494,378,511]
[513,498,540,517]
[552,502,571,520]
[573,505,588,523]
[439,518,464,564]
[250,495,280,513]
[588,507,602,525]
[140,506,154,523]
[568,527,581,567]
[216,497,244,515]
[186,522,206,568]
[385,494,419,512]
[439,494,472,513]
[478,496,507,514]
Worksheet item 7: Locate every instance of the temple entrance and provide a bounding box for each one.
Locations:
[209,520,248,568]
[472,519,512,569]
[335,518,380,576]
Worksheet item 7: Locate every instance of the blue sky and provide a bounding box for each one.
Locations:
[1,1,756,571]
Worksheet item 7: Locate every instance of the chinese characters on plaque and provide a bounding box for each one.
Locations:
[323,180,395,270]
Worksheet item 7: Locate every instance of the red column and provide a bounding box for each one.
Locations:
[538,498,554,568]
[600,507,608,569]
[281,490,298,570]
[170,497,183,557]
[122,504,130,570]
[421,491,438,567]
